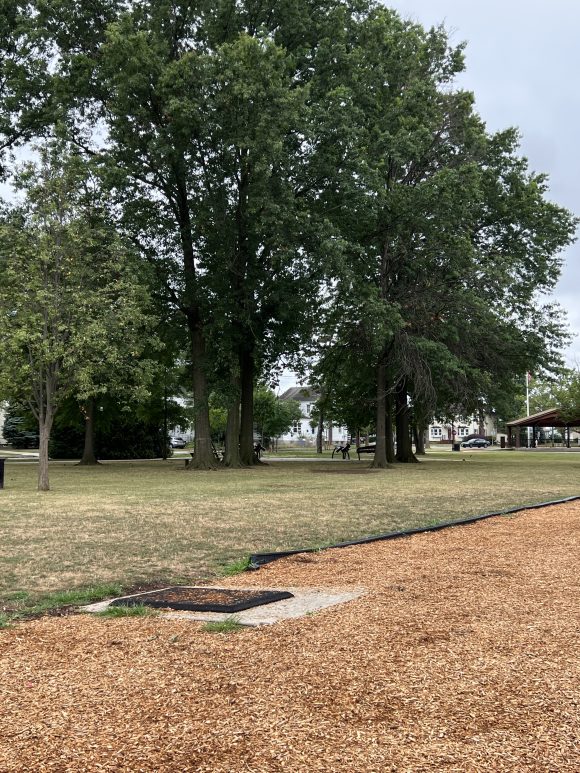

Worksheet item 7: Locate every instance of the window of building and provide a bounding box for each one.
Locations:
[457,426,469,437]
[430,426,442,439]
[305,403,311,415]
[291,422,301,435]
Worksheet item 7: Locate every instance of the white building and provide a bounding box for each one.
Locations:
[428,414,498,444]
[278,387,349,446]
[278,385,502,447]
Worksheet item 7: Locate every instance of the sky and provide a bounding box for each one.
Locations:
[388,0,580,367]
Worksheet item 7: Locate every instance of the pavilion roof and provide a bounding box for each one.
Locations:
[506,407,580,428]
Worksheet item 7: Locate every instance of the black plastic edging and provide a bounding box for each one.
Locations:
[248,494,580,568]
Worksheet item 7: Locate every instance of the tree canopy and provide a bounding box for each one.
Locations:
[0,0,576,479]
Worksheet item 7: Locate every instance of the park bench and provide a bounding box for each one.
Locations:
[187,443,224,466]
[356,444,376,460]
[254,442,266,460]
[332,443,351,460]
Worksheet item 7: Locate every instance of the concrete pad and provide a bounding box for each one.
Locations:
[83,585,365,626]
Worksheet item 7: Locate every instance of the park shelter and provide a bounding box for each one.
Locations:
[506,408,580,448]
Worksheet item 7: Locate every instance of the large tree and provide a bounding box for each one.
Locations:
[312,8,575,467]
[34,0,353,468]
[5,0,574,474]
[0,143,156,489]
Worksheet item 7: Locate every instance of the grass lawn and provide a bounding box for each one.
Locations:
[1,450,579,617]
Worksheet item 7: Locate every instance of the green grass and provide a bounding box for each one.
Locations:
[201,616,244,633]
[30,584,124,610]
[1,451,579,615]
[97,604,157,619]
[219,556,251,576]
[0,582,124,625]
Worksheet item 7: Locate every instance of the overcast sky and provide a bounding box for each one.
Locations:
[389,0,580,367]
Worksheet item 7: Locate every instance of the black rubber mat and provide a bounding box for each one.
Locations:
[110,586,294,613]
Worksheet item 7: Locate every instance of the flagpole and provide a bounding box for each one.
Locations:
[526,372,531,448]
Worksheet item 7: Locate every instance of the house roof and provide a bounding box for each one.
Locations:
[278,386,320,402]
[506,408,580,428]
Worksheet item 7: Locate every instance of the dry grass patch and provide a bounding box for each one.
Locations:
[1,452,579,611]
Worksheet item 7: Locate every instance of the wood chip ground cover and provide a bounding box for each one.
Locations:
[0,502,578,772]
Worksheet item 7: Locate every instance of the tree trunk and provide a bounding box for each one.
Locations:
[78,399,99,465]
[395,381,418,463]
[371,357,389,468]
[478,406,485,436]
[374,240,394,470]
[37,413,53,491]
[188,317,215,469]
[386,394,395,464]
[175,160,214,470]
[239,347,255,465]
[162,378,169,460]
[316,386,326,454]
[316,408,324,454]
[413,424,426,455]
[224,396,241,467]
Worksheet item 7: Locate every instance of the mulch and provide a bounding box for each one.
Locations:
[0,502,578,772]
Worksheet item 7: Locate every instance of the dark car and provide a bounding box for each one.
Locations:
[170,436,187,449]
[461,438,490,448]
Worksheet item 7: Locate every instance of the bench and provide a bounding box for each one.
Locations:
[332,443,351,460]
[254,443,266,460]
[187,445,224,466]
[356,445,376,460]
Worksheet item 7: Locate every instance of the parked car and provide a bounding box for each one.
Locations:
[461,438,490,448]
[170,436,187,449]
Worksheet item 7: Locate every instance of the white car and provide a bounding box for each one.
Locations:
[170,437,187,449]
